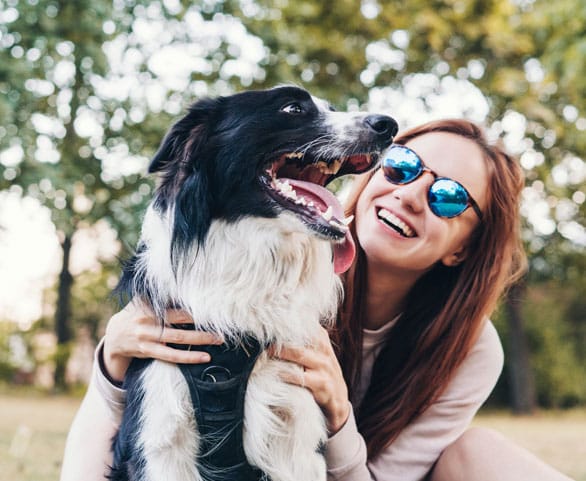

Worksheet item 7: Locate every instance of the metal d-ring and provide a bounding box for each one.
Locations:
[201,365,232,383]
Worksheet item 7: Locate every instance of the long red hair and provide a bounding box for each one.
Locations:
[333,119,526,459]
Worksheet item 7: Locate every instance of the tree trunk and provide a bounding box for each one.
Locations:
[504,281,536,413]
[54,234,74,390]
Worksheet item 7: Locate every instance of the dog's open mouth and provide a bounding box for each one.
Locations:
[261,151,379,274]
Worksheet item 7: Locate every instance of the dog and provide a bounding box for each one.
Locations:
[109,85,396,481]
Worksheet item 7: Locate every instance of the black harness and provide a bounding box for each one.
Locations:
[169,333,267,481]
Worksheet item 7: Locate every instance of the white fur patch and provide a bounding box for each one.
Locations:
[139,361,202,481]
[139,209,342,345]
[243,353,327,481]
[135,208,340,480]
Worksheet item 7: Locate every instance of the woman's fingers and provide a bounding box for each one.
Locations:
[143,342,212,364]
[273,344,324,371]
[164,309,194,325]
[159,326,224,346]
[279,366,315,389]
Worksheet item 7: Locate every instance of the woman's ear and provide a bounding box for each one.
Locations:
[441,245,468,267]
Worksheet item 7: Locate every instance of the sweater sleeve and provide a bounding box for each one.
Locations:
[60,339,127,481]
[326,321,504,481]
[92,338,127,423]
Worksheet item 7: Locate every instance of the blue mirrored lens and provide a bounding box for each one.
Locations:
[428,179,469,218]
[382,146,422,184]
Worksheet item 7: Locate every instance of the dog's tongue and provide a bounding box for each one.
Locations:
[284,178,356,274]
[332,235,356,274]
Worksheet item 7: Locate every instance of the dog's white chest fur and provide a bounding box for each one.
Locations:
[134,206,342,481]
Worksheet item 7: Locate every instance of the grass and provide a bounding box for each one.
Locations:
[0,392,80,481]
[0,391,584,481]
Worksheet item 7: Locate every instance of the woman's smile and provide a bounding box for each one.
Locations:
[375,207,416,238]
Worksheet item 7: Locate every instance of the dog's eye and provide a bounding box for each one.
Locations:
[281,102,304,114]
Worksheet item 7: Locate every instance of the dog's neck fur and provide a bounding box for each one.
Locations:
[135,205,343,346]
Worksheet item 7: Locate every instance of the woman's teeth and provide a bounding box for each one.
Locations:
[377,208,415,237]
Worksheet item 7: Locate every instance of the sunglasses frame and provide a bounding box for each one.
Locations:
[381,145,483,221]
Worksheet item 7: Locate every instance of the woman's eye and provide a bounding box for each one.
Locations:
[281,103,304,114]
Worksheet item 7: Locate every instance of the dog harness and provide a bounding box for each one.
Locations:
[170,333,267,481]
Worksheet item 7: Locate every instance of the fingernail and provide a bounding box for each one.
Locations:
[200,353,211,363]
[212,334,224,344]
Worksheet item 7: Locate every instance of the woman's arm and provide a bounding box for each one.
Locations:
[60,351,123,481]
[60,301,223,481]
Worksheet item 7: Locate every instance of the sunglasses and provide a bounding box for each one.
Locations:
[381,145,483,220]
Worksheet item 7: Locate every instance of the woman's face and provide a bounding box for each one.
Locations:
[355,132,488,277]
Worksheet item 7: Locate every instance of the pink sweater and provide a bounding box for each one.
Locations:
[61,320,503,481]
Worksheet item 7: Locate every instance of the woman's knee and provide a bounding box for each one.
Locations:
[430,427,505,481]
[455,426,505,457]
[431,426,572,481]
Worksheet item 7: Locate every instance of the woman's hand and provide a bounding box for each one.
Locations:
[270,326,351,434]
[103,299,223,383]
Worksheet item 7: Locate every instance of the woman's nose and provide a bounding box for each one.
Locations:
[392,173,433,214]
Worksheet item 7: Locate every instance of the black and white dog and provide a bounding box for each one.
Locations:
[109,86,396,481]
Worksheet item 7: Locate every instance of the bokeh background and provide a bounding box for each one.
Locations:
[0,0,585,479]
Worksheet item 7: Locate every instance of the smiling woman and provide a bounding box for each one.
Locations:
[311,119,570,481]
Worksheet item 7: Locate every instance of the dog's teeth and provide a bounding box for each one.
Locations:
[322,206,333,221]
[274,179,300,200]
[278,180,293,192]
[342,215,354,226]
[279,189,297,200]
[308,201,315,208]
[329,219,348,231]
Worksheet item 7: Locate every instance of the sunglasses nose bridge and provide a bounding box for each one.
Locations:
[414,168,436,188]
[420,165,437,180]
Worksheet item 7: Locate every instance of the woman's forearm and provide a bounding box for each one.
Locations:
[60,378,118,481]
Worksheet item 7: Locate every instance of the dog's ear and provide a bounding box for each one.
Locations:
[149,98,221,260]
[148,127,183,174]
[172,166,213,253]
[148,98,218,174]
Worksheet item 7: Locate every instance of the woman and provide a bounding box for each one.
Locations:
[61,119,573,481]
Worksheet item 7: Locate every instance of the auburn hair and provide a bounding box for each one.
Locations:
[333,119,527,459]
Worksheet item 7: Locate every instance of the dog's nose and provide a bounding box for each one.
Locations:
[364,114,398,140]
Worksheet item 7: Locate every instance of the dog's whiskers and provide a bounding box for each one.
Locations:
[294,133,337,159]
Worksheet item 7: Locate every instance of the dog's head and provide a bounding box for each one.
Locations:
[149,85,397,273]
